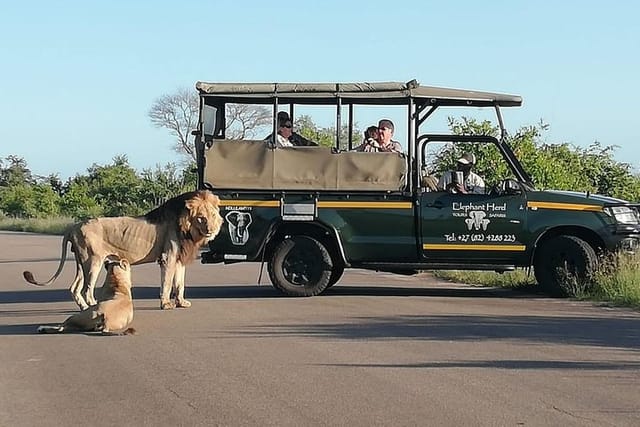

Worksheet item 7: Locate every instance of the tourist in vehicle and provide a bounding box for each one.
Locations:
[437,152,485,194]
[354,126,381,152]
[375,119,402,153]
[264,111,318,147]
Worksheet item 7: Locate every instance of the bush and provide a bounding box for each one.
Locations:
[590,251,640,308]
[0,184,60,218]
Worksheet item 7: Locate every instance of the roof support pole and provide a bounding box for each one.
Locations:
[272,83,279,140]
[494,105,507,141]
[336,84,342,150]
[407,97,415,191]
[348,104,354,150]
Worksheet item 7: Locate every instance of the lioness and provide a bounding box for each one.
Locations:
[38,257,135,335]
[24,190,223,310]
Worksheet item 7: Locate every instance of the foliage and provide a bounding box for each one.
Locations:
[0,154,199,221]
[79,155,145,217]
[139,162,196,210]
[59,181,104,220]
[295,114,362,149]
[0,155,33,186]
[435,251,640,309]
[435,117,640,201]
[589,251,640,308]
[0,183,60,218]
[434,269,536,289]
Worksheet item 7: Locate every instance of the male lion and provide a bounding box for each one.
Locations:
[24,190,223,310]
[37,257,135,335]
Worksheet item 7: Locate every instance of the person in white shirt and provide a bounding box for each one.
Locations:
[264,111,317,147]
[437,152,485,194]
[272,118,295,148]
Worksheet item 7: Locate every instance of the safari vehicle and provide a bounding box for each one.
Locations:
[193,80,640,297]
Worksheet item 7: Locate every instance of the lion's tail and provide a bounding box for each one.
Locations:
[122,327,137,336]
[23,233,72,286]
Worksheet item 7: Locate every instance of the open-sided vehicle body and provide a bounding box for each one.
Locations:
[194,80,640,296]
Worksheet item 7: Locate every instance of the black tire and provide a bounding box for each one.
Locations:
[267,236,333,297]
[326,264,345,288]
[533,235,597,296]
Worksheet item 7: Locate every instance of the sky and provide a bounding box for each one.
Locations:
[1,0,639,179]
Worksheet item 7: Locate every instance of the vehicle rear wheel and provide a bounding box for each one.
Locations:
[533,235,597,296]
[267,236,333,297]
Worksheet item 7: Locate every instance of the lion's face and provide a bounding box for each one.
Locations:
[180,191,223,241]
[103,257,132,289]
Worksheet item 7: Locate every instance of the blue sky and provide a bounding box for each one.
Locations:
[1,0,639,179]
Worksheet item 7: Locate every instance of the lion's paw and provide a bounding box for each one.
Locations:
[160,300,176,310]
[176,299,191,308]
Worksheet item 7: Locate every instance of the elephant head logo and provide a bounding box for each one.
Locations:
[225,211,253,245]
[465,210,490,231]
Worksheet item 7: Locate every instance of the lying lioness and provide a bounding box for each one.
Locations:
[37,258,136,335]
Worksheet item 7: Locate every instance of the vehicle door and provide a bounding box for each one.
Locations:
[420,190,527,263]
[418,137,528,264]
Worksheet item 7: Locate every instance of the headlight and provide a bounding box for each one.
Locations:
[605,206,640,225]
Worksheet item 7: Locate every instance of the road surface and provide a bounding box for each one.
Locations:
[1,231,639,426]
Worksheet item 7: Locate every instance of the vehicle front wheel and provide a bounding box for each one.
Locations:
[533,235,597,296]
[268,236,333,297]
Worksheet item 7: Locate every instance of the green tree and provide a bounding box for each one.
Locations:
[139,162,196,210]
[0,183,60,218]
[442,117,640,201]
[59,181,104,220]
[81,155,145,217]
[0,155,33,187]
[295,115,362,149]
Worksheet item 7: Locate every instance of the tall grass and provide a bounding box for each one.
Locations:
[0,216,73,235]
[434,269,536,289]
[435,251,640,309]
[590,252,640,308]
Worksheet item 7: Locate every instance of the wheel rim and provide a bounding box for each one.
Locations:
[550,250,580,275]
[282,243,323,286]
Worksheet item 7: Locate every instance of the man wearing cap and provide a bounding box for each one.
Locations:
[437,152,485,194]
[375,119,402,153]
[264,111,317,147]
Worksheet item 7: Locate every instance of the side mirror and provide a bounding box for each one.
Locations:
[503,179,522,195]
[202,104,217,137]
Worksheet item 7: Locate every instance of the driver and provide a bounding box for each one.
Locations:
[437,152,485,194]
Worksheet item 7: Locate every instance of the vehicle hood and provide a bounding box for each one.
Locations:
[541,190,630,206]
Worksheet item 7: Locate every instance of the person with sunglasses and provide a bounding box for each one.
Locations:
[264,111,317,147]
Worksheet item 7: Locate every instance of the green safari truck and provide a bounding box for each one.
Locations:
[193,80,640,296]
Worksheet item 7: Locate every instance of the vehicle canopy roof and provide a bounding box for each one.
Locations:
[195,79,522,107]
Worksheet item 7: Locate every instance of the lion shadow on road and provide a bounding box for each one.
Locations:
[0,282,537,305]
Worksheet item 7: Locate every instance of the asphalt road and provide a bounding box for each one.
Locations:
[1,230,639,426]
